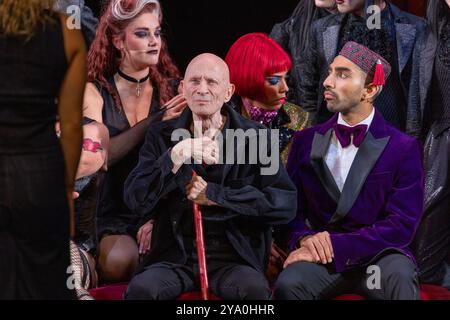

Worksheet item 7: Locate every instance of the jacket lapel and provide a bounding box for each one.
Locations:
[391,3,417,74]
[420,32,438,117]
[395,23,416,74]
[323,15,344,65]
[329,111,390,224]
[310,117,341,203]
[329,133,390,224]
[388,2,417,75]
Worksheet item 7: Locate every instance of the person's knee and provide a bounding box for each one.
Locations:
[379,255,417,285]
[274,263,316,300]
[97,236,139,283]
[98,252,138,283]
[125,274,159,300]
[383,264,417,285]
[375,254,419,300]
[274,268,299,299]
[98,254,137,283]
[125,268,184,300]
[239,279,271,300]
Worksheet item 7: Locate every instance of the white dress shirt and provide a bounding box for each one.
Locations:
[325,108,375,191]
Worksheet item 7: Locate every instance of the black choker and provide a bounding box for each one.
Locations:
[117,69,150,97]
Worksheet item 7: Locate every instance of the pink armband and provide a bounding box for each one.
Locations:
[82,138,103,153]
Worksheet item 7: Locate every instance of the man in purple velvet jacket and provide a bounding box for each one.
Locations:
[275,42,424,300]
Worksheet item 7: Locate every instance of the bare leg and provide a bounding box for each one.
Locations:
[97,235,139,284]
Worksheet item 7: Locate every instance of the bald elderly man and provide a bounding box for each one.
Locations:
[123,53,296,300]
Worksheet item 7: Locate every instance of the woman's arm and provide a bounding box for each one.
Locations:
[83,83,104,123]
[107,94,186,167]
[58,14,87,236]
[76,121,109,179]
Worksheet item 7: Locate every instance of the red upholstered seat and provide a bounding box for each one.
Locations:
[177,292,222,300]
[334,294,365,300]
[334,285,450,300]
[89,284,450,300]
[89,283,128,300]
[418,284,450,300]
[88,285,222,300]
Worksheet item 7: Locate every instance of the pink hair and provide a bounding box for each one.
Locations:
[225,33,292,101]
[88,0,180,110]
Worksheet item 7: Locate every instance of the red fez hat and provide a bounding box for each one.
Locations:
[338,41,392,86]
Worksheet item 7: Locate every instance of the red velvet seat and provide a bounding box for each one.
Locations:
[177,292,222,300]
[419,284,450,300]
[89,283,128,300]
[88,285,222,300]
[89,284,450,300]
[333,294,365,300]
[334,285,450,300]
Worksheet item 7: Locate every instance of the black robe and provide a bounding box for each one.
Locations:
[123,103,297,273]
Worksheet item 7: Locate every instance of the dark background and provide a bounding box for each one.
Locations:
[85,0,427,72]
[85,0,300,71]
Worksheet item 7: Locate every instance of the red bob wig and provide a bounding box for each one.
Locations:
[225,33,292,101]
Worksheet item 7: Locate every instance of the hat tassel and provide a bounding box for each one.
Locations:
[373,59,385,86]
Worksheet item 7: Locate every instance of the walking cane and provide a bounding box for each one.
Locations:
[191,171,209,300]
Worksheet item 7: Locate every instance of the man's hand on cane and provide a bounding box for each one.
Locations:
[186,175,217,206]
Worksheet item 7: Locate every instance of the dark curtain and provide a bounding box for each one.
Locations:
[391,0,427,17]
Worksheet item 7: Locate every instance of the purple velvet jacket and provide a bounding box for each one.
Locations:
[287,110,424,273]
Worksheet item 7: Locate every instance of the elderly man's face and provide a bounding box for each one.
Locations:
[182,56,234,117]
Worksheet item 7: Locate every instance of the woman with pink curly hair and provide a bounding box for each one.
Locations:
[83,0,186,284]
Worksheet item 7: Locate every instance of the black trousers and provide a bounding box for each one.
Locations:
[0,150,75,299]
[274,253,420,300]
[125,260,271,300]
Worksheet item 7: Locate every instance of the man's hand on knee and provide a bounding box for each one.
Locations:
[283,247,316,269]
[300,232,334,264]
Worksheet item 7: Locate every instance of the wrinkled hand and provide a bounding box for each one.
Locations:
[186,175,216,206]
[162,94,187,121]
[171,136,219,172]
[137,220,154,255]
[266,242,288,284]
[283,246,316,268]
[269,242,288,269]
[300,232,334,264]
